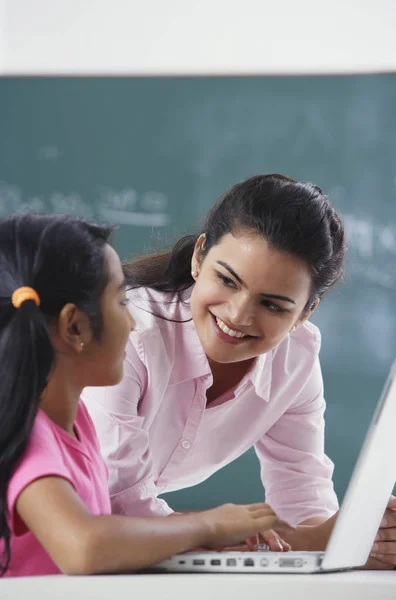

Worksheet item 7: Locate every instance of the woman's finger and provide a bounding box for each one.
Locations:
[371,541,396,556]
[370,552,396,566]
[375,527,396,542]
[380,510,396,529]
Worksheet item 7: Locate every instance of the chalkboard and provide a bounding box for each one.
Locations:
[1,75,396,511]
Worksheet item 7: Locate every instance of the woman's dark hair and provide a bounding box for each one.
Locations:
[0,213,112,575]
[123,173,346,309]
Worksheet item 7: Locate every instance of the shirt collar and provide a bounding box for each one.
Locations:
[249,351,273,401]
[168,295,213,386]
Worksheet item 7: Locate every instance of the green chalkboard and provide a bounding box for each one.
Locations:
[1,75,396,510]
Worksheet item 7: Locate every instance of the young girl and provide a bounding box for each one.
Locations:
[0,213,287,577]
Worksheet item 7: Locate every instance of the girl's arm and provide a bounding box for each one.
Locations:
[16,475,286,575]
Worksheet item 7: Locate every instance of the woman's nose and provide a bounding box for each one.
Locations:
[228,296,254,328]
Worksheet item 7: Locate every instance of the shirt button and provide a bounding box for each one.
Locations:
[181,439,191,449]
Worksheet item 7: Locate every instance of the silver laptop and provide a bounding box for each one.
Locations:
[153,360,396,573]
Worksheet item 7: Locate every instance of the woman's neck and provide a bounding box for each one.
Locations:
[206,357,255,404]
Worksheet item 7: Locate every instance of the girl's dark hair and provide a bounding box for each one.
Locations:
[0,213,112,576]
[124,173,346,309]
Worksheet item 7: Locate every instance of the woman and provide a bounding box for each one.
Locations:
[83,174,395,566]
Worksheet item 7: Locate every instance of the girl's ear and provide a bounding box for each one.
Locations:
[54,303,93,353]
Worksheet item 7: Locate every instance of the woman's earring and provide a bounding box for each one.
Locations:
[191,270,199,278]
[80,341,84,349]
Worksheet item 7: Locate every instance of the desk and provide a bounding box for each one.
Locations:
[2,572,396,600]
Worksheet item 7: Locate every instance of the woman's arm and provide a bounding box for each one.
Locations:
[254,354,338,548]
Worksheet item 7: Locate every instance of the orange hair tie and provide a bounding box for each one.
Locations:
[11,286,41,309]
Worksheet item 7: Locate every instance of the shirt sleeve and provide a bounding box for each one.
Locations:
[254,354,339,526]
[7,415,75,535]
[81,337,173,518]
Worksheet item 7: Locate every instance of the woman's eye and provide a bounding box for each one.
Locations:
[216,272,236,288]
[121,298,130,306]
[260,299,286,313]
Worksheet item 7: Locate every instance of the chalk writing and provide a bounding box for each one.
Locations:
[0,181,170,227]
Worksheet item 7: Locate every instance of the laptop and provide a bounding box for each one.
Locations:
[152,360,396,573]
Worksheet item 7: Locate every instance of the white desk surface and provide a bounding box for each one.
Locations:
[2,571,396,600]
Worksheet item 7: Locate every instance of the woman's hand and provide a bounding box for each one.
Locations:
[248,496,396,570]
[366,496,396,569]
[255,514,337,552]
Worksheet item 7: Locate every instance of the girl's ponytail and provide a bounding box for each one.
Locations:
[0,213,112,575]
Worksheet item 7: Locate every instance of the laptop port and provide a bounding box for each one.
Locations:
[278,557,304,568]
[210,559,221,566]
[226,558,237,566]
[260,558,269,567]
[192,559,205,566]
[243,558,255,566]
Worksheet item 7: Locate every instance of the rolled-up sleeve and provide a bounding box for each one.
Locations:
[254,356,339,526]
[82,337,173,518]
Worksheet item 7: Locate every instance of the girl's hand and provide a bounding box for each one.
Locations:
[199,502,291,550]
[245,529,292,552]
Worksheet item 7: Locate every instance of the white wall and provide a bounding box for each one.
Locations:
[1,0,396,75]
[0,0,5,73]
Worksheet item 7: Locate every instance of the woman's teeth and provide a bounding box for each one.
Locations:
[215,317,248,339]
